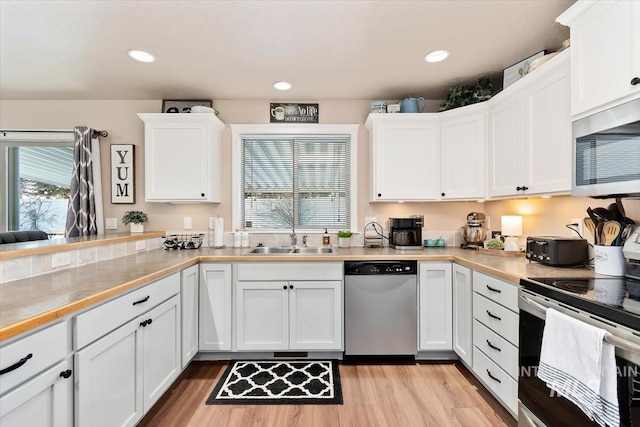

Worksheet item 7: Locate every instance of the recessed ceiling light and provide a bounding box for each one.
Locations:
[273,81,292,91]
[424,49,450,63]
[127,49,155,63]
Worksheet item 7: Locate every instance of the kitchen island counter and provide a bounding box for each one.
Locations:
[0,246,596,342]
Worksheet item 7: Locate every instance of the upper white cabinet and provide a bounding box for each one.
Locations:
[138,113,224,202]
[557,0,640,118]
[366,114,441,201]
[418,262,452,351]
[440,104,487,200]
[488,50,571,198]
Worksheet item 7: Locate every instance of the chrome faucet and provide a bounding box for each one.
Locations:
[302,235,308,247]
[290,228,297,246]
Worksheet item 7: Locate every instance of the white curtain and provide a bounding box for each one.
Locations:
[65,126,104,236]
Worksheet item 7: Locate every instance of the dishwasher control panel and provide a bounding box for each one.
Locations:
[344,261,417,275]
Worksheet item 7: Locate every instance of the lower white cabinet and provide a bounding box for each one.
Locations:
[236,280,343,351]
[181,265,199,367]
[75,295,181,427]
[0,359,72,427]
[452,264,473,366]
[199,263,232,351]
[418,262,452,351]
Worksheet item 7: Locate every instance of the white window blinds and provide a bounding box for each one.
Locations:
[241,134,350,230]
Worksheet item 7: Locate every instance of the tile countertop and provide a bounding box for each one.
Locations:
[0,246,597,343]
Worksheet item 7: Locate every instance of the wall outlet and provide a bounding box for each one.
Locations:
[52,252,71,268]
[105,218,117,230]
[570,218,584,237]
[209,217,216,229]
[135,240,146,251]
[184,217,192,230]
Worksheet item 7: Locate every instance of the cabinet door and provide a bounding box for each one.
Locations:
[289,281,342,351]
[144,121,210,201]
[488,94,525,197]
[567,0,640,116]
[199,264,232,351]
[141,295,181,412]
[524,61,571,195]
[236,281,289,351]
[418,262,452,351]
[181,265,199,367]
[371,120,440,201]
[452,264,473,366]
[75,315,143,427]
[440,110,486,199]
[0,360,72,427]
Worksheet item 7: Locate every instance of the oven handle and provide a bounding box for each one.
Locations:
[519,293,640,356]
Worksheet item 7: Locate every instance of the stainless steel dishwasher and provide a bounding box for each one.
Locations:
[344,260,417,356]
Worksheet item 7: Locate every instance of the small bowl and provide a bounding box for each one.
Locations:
[424,239,435,247]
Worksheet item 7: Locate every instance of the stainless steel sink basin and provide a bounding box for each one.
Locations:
[243,246,335,255]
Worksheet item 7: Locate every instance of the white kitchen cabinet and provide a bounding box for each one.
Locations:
[180,265,199,367]
[138,113,224,202]
[452,264,473,367]
[488,50,570,198]
[365,114,441,201]
[75,295,181,427]
[557,0,640,118]
[418,262,452,351]
[234,262,343,352]
[440,104,487,200]
[0,359,72,427]
[199,263,232,351]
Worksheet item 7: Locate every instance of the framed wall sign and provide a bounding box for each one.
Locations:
[503,50,545,89]
[270,103,319,123]
[111,144,135,204]
[162,99,212,113]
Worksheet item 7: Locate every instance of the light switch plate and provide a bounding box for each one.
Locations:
[184,217,192,230]
[105,218,117,230]
[209,217,216,229]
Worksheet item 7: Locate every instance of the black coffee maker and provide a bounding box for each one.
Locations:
[389,216,423,250]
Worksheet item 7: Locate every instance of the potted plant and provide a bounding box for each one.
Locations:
[337,230,352,248]
[122,210,148,233]
[439,77,494,112]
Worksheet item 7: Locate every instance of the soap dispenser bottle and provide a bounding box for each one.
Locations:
[322,228,330,246]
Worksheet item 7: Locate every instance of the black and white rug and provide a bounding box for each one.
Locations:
[206,360,343,405]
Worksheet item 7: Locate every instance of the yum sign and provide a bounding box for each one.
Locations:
[111,144,135,203]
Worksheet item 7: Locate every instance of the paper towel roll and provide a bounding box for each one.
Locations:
[213,217,224,248]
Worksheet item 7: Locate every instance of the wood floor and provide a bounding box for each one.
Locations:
[139,361,517,427]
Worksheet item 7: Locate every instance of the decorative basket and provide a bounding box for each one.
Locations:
[162,233,204,250]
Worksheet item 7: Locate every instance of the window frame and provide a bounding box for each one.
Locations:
[0,131,75,232]
[231,123,358,233]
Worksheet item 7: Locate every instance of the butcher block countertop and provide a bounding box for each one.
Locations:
[0,244,597,343]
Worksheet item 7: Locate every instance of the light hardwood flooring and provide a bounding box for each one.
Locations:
[139,361,517,427]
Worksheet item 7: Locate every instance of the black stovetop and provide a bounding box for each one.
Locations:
[521,276,640,331]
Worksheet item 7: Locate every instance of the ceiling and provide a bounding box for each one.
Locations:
[0,0,575,102]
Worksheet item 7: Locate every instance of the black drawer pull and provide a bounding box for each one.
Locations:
[486,340,502,352]
[486,310,501,321]
[0,353,33,375]
[60,369,72,379]
[487,369,502,383]
[486,285,501,293]
[631,77,640,86]
[132,296,150,306]
[140,320,148,327]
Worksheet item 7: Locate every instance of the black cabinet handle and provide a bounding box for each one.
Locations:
[0,353,33,375]
[201,193,205,197]
[283,285,287,289]
[377,193,382,198]
[132,296,150,306]
[486,285,501,293]
[486,340,502,352]
[60,369,72,379]
[140,320,148,327]
[486,310,501,321]
[289,284,294,289]
[441,192,445,197]
[486,369,501,383]
[516,186,523,191]
[631,77,640,86]
[523,186,529,190]
[147,318,152,325]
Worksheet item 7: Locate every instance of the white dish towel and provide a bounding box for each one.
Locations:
[537,308,619,427]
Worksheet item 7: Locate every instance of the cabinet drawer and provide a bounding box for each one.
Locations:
[74,273,180,349]
[473,320,518,380]
[472,271,518,311]
[473,346,517,415]
[0,321,68,395]
[473,293,519,346]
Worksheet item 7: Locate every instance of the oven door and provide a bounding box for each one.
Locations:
[518,290,640,427]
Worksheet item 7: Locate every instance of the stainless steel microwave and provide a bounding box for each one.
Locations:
[573,97,640,198]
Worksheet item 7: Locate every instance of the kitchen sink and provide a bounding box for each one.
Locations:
[243,246,335,255]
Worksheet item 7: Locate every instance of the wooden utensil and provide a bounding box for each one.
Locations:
[602,220,621,246]
[583,217,596,240]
